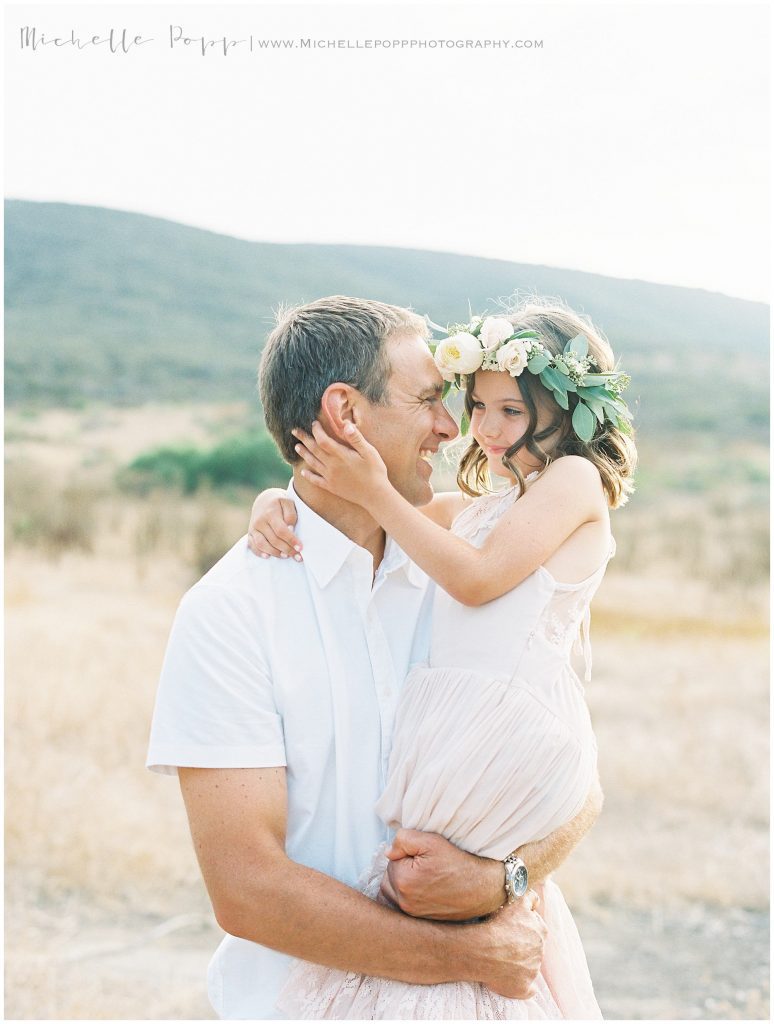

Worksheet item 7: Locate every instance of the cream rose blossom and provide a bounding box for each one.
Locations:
[479,316,515,352]
[434,332,484,379]
[496,338,530,376]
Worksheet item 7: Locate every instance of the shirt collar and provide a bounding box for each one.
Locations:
[289,481,425,590]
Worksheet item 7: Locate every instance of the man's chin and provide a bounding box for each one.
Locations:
[410,477,435,508]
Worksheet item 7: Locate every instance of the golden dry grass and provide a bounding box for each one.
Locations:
[4,405,769,1019]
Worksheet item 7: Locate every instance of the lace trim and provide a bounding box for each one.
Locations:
[452,472,540,543]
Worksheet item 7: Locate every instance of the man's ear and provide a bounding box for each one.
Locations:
[319,383,359,441]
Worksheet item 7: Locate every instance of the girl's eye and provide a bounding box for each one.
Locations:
[504,407,522,416]
[472,401,485,410]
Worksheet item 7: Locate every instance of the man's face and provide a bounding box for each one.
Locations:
[356,332,459,507]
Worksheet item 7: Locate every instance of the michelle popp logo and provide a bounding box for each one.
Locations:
[18,25,545,57]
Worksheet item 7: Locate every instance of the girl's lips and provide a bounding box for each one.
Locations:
[485,445,508,454]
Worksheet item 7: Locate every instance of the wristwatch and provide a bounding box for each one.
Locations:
[503,853,529,903]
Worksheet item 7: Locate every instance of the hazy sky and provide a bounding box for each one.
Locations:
[5,1,770,301]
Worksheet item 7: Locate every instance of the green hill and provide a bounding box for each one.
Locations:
[4,199,769,438]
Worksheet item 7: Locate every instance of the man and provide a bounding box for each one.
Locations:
[147,296,602,1019]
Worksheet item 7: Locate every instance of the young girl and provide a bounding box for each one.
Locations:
[248,298,636,1019]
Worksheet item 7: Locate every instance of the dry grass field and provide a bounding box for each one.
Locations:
[4,404,769,1020]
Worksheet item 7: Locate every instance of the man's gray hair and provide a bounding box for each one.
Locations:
[259,295,429,464]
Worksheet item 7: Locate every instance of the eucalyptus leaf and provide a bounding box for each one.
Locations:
[460,409,470,436]
[567,334,589,359]
[540,366,568,394]
[576,384,613,401]
[584,397,605,423]
[554,388,570,410]
[527,352,550,374]
[572,401,596,442]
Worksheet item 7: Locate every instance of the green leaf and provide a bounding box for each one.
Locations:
[460,409,470,436]
[527,352,550,374]
[584,397,605,423]
[442,380,452,399]
[514,330,540,340]
[540,366,569,395]
[572,401,596,442]
[576,384,614,401]
[428,342,438,355]
[554,388,570,410]
[566,334,589,360]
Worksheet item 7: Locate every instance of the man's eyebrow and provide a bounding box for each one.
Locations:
[418,383,445,398]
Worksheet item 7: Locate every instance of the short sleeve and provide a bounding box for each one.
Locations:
[146,582,286,775]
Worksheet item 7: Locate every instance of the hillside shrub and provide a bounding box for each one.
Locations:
[121,431,289,496]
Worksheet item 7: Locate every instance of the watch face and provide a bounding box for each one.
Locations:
[512,863,529,897]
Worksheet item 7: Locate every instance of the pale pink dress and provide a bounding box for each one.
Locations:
[277,480,611,1019]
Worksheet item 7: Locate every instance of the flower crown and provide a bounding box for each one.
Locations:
[428,314,633,442]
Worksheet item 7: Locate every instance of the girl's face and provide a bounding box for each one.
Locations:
[469,370,556,480]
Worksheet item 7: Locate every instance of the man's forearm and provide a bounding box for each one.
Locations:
[516,779,604,884]
[219,851,477,985]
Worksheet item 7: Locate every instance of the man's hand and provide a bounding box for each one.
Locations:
[466,892,547,999]
[382,778,604,921]
[381,829,504,920]
[179,767,544,991]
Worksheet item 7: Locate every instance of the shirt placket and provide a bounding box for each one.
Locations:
[352,555,402,789]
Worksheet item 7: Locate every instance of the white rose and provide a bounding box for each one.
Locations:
[434,332,484,379]
[496,338,530,377]
[479,316,515,352]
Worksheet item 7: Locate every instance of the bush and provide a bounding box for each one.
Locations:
[121,431,289,496]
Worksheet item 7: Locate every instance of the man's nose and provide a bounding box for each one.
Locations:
[436,405,459,441]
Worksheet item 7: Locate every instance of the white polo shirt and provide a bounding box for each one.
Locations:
[146,482,433,1019]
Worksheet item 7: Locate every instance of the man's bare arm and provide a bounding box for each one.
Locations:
[516,776,604,885]
[178,766,546,999]
[381,777,604,920]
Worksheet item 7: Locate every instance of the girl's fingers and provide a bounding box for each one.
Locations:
[263,522,301,559]
[247,529,283,559]
[342,422,369,452]
[294,442,326,475]
[278,497,299,531]
[291,427,318,454]
[248,526,303,561]
[271,513,302,554]
[299,467,329,490]
[309,420,342,453]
